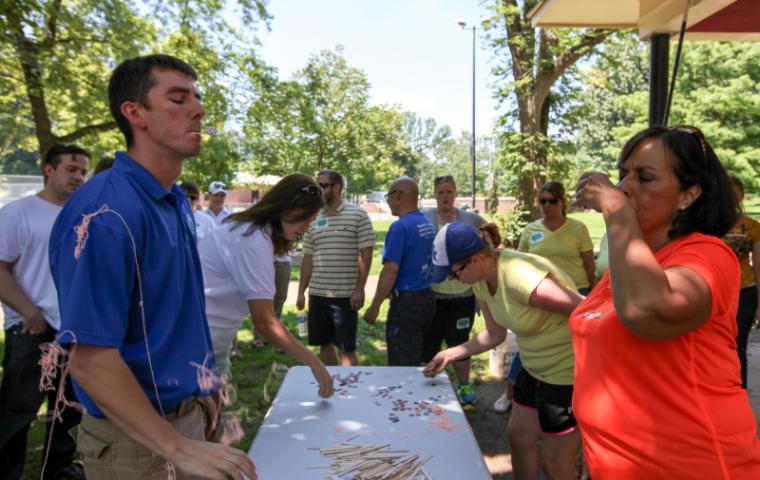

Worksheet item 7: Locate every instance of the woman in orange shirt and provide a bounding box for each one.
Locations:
[572,126,760,478]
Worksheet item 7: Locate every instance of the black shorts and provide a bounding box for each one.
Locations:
[422,295,476,362]
[307,295,357,353]
[513,368,577,435]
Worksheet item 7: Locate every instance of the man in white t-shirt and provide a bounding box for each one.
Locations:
[180,179,215,240]
[0,143,89,479]
[205,180,231,225]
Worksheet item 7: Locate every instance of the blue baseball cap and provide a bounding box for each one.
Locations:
[431,222,485,283]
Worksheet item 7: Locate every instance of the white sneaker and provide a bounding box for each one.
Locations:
[492,392,511,413]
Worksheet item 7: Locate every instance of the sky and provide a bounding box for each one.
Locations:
[254,0,502,136]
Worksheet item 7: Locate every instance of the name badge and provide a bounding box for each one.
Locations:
[529,231,545,244]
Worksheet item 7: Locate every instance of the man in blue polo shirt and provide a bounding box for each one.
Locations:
[49,55,255,479]
[365,176,436,366]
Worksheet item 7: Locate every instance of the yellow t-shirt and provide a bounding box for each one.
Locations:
[472,250,576,385]
[722,215,760,288]
[518,218,593,289]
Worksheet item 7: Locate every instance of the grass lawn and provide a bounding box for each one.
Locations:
[4,200,758,477]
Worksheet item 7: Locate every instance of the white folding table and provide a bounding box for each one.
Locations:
[247,366,492,479]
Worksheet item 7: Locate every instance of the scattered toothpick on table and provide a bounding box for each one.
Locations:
[308,435,432,480]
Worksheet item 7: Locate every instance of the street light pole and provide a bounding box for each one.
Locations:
[458,20,477,211]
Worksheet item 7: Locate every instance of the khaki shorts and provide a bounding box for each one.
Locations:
[76,398,206,479]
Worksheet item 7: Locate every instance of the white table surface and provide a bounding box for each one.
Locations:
[247,366,491,479]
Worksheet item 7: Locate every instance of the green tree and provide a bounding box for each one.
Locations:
[398,112,452,194]
[484,0,612,218]
[243,47,406,194]
[0,0,270,177]
[567,37,760,193]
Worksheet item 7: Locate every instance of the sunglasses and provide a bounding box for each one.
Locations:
[385,189,403,199]
[434,175,454,186]
[187,194,198,202]
[318,182,335,189]
[301,185,322,196]
[449,258,472,279]
[670,125,708,165]
[539,197,559,205]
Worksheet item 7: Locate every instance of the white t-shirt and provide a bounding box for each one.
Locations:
[198,223,275,353]
[0,195,62,330]
[205,208,230,226]
[193,210,216,240]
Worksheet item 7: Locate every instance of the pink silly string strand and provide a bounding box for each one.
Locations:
[38,334,85,480]
[189,352,219,393]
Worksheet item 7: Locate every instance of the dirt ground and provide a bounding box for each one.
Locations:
[466,379,515,479]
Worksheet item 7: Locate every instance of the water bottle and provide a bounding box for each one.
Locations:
[296,310,308,338]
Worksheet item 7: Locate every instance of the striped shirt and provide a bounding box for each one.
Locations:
[302,202,375,297]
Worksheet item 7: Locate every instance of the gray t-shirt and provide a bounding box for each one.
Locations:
[422,207,485,297]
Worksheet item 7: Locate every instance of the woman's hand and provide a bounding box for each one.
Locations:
[574,172,628,214]
[423,351,450,378]
[310,362,335,398]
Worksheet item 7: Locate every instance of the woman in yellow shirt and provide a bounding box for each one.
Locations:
[519,182,595,294]
[424,222,584,480]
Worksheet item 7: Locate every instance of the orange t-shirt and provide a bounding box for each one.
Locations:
[571,233,760,479]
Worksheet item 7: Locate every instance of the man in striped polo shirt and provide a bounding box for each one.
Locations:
[297,169,375,366]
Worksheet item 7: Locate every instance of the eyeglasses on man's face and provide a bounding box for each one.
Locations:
[385,189,403,199]
[539,197,559,205]
[301,185,322,196]
[318,182,335,189]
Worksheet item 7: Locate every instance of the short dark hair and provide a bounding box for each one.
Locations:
[317,169,344,189]
[180,180,201,197]
[108,54,197,148]
[44,143,91,170]
[93,156,115,175]
[617,126,738,238]
[226,174,324,255]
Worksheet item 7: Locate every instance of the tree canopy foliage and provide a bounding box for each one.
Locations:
[2,1,757,199]
[0,0,270,187]
[567,35,760,193]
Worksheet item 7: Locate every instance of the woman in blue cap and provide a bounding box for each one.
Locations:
[423,222,583,480]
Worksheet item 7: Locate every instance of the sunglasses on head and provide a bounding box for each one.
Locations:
[434,175,454,186]
[670,125,708,166]
[301,185,322,196]
[539,197,559,205]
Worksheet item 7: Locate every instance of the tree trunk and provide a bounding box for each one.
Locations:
[10,18,55,158]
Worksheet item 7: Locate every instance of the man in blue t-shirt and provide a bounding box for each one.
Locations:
[49,55,255,479]
[365,177,436,366]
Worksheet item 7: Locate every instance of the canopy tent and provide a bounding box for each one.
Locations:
[528,0,760,125]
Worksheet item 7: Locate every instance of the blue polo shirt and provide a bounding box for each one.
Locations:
[382,210,435,292]
[49,151,214,418]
